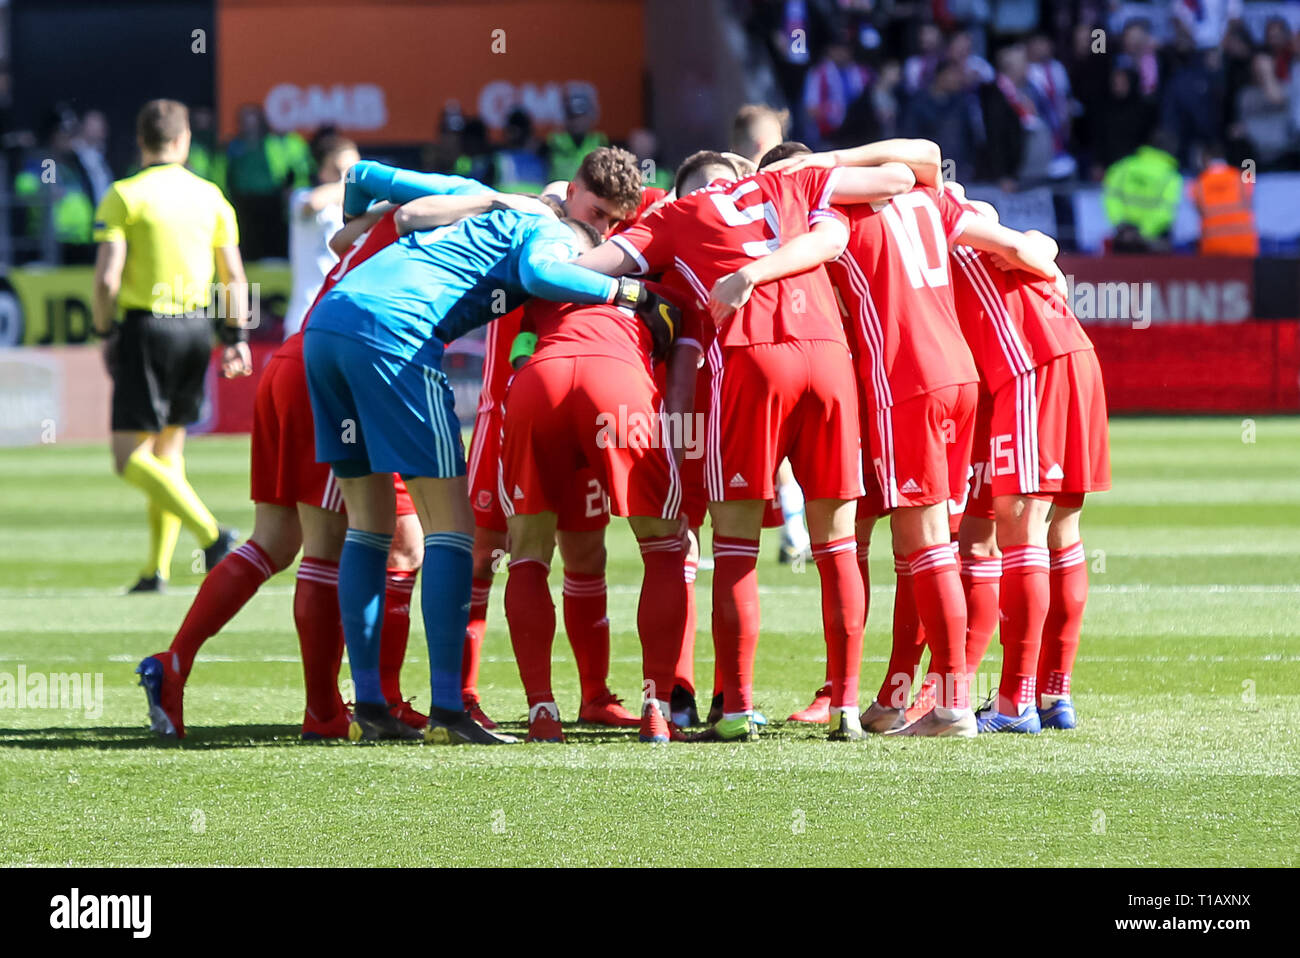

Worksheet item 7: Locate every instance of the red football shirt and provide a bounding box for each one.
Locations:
[948,201,1094,393]
[610,167,846,349]
[826,186,978,408]
[611,186,670,236]
[524,278,704,377]
[281,208,401,359]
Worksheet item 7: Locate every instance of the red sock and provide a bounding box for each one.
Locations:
[675,556,699,694]
[294,558,346,721]
[505,559,556,707]
[852,541,871,687]
[998,545,1050,715]
[813,537,864,709]
[711,535,760,714]
[962,555,1002,674]
[379,569,417,704]
[908,544,969,709]
[878,555,923,709]
[562,571,610,704]
[462,576,492,702]
[1040,542,1087,702]
[169,541,275,677]
[637,537,687,702]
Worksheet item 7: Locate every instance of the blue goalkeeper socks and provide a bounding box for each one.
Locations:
[338,529,392,705]
[422,532,474,712]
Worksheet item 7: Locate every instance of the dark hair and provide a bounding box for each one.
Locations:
[563,217,602,250]
[674,150,737,197]
[576,146,643,213]
[137,99,189,152]
[311,133,357,168]
[757,141,811,169]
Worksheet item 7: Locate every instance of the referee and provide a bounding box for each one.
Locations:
[92,99,251,593]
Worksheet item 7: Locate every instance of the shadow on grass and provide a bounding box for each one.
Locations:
[0,718,815,750]
[0,724,307,751]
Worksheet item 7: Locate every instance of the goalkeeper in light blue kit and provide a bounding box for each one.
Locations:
[304,161,678,744]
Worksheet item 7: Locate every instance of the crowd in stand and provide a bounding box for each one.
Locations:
[743,0,1300,186]
[7,1,1299,264]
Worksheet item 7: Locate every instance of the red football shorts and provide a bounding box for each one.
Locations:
[471,404,609,531]
[467,407,508,532]
[251,346,416,517]
[953,388,996,526]
[250,350,338,511]
[500,355,678,521]
[706,339,861,503]
[861,382,977,515]
[988,349,1111,500]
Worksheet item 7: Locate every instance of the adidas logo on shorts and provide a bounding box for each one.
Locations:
[900,478,922,494]
[513,485,524,499]
[1045,463,1064,480]
[728,473,747,488]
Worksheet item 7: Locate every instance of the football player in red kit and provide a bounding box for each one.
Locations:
[769,142,1062,737]
[463,148,649,728]
[579,146,933,742]
[498,261,697,743]
[136,188,539,740]
[945,184,1110,733]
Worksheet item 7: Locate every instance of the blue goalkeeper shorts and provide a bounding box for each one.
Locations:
[303,325,465,480]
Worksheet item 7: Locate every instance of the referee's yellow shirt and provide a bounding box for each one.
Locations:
[93,163,239,315]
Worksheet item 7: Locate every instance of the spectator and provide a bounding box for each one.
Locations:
[494,108,547,193]
[545,88,608,182]
[1093,66,1157,179]
[978,42,1053,188]
[731,103,789,166]
[1102,128,1183,251]
[901,58,981,182]
[751,0,837,140]
[1235,51,1296,170]
[948,29,995,90]
[1118,19,1161,98]
[1263,16,1293,82]
[869,59,903,139]
[903,22,945,94]
[802,30,871,146]
[13,107,95,260]
[224,105,313,259]
[423,102,466,175]
[186,107,225,192]
[625,127,673,190]
[72,109,114,203]
[1220,20,1258,151]
[452,116,496,186]
[1161,22,1223,170]
[1026,32,1077,177]
[1065,21,1111,173]
[1188,141,1258,256]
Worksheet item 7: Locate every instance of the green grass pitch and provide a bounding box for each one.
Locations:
[0,417,1296,867]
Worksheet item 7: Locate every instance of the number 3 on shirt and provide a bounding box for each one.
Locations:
[881,192,949,290]
[709,182,781,258]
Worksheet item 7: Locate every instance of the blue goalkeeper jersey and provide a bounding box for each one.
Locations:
[310,209,616,364]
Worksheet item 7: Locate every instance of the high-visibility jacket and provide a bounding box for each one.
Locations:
[1190,162,1258,256]
[1102,146,1183,240]
[546,130,608,183]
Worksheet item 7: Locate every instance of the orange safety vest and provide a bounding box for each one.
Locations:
[1190,165,1258,256]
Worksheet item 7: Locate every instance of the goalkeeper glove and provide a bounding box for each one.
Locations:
[614,278,680,359]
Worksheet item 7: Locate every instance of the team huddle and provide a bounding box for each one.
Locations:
[137,127,1109,745]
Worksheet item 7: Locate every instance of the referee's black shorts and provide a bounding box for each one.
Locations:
[109,310,212,433]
